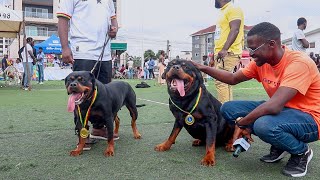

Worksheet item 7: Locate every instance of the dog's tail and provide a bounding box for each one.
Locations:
[136,104,146,108]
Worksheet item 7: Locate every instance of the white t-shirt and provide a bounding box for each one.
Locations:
[57,0,116,61]
[164,58,170,66]
[22,43,33,63]
[144,61,149,70]
[127,60,133,69]
[291,29,307,52]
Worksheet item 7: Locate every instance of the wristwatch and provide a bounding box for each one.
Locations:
[235,117,248,129]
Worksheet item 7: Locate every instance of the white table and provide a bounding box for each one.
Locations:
[44,67,72,81]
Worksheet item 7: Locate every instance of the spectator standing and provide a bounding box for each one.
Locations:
[36,47,45,84]
[157,50,166,85]
[22,37,36,90]
[127,58,134,79]
[144,59,150,80]
[148,57,155,79]
[212,0,244,103]
[202,55,209,86]
[1,54,8,80]
[291,17,309,52]
[164,55,170,67]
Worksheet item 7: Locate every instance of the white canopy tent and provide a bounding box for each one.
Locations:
[0,5,23,38]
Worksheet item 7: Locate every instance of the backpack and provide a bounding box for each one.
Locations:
[18,46,24,59]
[135,82,150,88]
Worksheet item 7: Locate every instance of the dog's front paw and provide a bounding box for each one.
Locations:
[104,147,114,157]
[70,149,82,156]
[154,141,171,151]
[201,154,215,166]
[133,132,142,139]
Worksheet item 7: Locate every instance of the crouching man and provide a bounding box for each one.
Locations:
[192,22,320,177]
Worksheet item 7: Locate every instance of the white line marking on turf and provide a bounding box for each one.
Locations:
[137,98,169,106]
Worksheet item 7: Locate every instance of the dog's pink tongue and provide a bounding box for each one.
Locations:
[172,79,185,97]
[67,93,81,112]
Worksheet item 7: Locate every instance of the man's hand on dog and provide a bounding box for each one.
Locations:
[62,47,74,64]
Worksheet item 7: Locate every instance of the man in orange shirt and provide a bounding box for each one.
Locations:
[192,22,320,177]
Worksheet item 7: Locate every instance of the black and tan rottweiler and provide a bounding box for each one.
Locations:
[154,59,233,166]
[65,71,142,157]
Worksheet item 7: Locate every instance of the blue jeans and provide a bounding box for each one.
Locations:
[23,62,33,87]
[37,64,44,83]
[144,68,149,80]
[221,101,319,154]
[128,68,134,79]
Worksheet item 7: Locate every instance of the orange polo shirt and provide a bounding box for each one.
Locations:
[242,48,320,138]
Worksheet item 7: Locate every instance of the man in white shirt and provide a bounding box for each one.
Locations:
[57,0,118,84]
[57,0,119,148]
[22,37,36,90]
[291,17,309,52]
[127,58,134,79]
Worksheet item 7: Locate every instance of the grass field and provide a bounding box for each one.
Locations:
[0,79,319,180]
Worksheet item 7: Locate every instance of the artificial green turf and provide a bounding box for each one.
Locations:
[0,79,319,180]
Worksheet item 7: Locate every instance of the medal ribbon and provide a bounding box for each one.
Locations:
[169,87,202,115]
[77,87,98,128]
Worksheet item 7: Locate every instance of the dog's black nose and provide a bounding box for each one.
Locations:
[70,82,77,87]
[172,65,180,70]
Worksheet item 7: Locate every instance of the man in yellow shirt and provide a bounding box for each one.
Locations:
[213,0,244,103]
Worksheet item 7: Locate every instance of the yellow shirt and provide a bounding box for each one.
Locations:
[214,2,244,55]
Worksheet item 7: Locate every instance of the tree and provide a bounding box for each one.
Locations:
[144,49,155,60]
[131,56,142,68]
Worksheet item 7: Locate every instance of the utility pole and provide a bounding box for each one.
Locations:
[166,40,170,60]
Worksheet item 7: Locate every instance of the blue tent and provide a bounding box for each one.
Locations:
[34,34,62,54]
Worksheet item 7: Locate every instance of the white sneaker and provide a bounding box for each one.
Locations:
[24,88,28,91]
[39,82,44,85]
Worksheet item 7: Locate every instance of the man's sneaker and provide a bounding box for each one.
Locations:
[90,127,119,140]
[260,146,289,163]
[282,147,313,177]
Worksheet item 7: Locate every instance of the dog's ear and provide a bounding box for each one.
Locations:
[65,73,70,86]
[65,74,71,95]
[89,72,96,87]
[188,61,204,84]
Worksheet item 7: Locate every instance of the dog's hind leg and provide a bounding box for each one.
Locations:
[126,104,141,139]
[114,114,120,138]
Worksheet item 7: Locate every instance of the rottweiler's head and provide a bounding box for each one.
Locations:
[162,59,203,97]
[65,71,96,112]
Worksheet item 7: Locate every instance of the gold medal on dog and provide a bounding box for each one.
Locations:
[80,128,89,138]
[185,114,195,126]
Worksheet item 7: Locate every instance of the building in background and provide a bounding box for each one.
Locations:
[190,25,252,63]
[0,0,123,58]
[282,28,320,55]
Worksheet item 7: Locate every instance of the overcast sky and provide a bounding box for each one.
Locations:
[118,0,320,57]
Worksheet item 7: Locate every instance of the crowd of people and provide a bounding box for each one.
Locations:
[0,37,68,89]
[112,51,170,85]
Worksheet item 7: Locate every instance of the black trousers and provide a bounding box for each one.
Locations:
[73,59,112,84]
